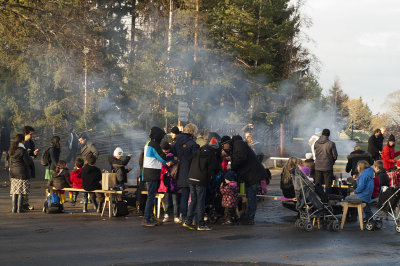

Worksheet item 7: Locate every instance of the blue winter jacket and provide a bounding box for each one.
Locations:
[354,167,374,203]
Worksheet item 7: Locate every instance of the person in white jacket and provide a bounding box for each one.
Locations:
[309,128,322,160]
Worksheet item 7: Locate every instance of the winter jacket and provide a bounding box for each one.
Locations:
[143,127,173,182]
[368,134,384,160]
[354,167,374,203]
[345,149,373,176]
[70,168,83,189]
[67,132,79,151]
[372,176,380,199]
[53,168,71,190]
[9,146,32,180]
[304,159,315,178]
[221,181,239,208]
[280,167,295,198]
[108,156,131,183]
[382,144,400,170]
[173,133,200,188]
[24,139,37,158]
[80,141,98,161]
[314,135,338,171]
[231,139,268,186]
[375,169,390,187]
[81,164,102,191]
[49,146,61,171]
[0,127,10,151]
[187,144,221,186]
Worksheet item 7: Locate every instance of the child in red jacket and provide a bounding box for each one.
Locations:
[70,158,84,207]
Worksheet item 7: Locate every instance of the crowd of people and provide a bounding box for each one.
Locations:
[6,124,271,231]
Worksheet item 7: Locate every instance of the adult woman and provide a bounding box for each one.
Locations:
[345,160,374,220]
[8,134,33,213]
[280,157,298,198]
[45,136,61,186]
[382,134,400,170]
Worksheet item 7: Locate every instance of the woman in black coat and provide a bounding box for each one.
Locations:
[8,134,33,213]
[45,136,61,186]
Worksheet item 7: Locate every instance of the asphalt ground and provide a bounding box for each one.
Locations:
[1,162,400,266]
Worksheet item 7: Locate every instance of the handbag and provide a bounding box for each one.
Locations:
[113,192,129,216]
[170,141,188,179]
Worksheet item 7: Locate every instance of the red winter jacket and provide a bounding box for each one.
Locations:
[382,145,400,170]
[70,168,83,189]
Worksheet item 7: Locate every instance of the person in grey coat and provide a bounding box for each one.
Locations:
[314,128,338,194]
[78,133,98,163]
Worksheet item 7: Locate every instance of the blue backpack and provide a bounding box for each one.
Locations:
[43,194,63,213]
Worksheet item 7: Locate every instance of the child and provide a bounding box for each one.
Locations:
[220,171,239,225]
[81,154,105,212]
[52,160,71,203]
[108,147,132,190]
[70,158,84,208]
[372,160,390,199]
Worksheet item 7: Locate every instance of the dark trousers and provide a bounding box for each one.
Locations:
[179,187,190,221]
[224,207,236,222]
[88,192,104,204]
[66,148,77,164]
[246,183,258,220]
[186,184,206,226]
[315,170,334,194]
[164,192,178,218]
[144,181,158,221]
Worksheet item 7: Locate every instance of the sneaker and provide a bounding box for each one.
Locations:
[222,220,233,225]
[197,224,212,231]
[174,217,180,223]
[143,219,158,227]
[163,214,169,223]
[182,221,195,230]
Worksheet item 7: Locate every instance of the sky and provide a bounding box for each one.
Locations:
[301,0,400,114]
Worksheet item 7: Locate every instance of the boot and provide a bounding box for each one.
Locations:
[17,194,26,213]
[93,200,98,210]
[11,194,18,213]
[96,201,104,213]
[72,193,77,206]
[83,203,88,213]
[60,193,66,203]
[69,192,73,203]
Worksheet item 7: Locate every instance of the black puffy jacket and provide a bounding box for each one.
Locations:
[231,139,269,186]
[188,145,221,186]
[9,147,32,180]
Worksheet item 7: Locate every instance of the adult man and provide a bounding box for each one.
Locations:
[78,133,98,162]
[22,126,38,210]
[308,128,322,160]
[66,128,79,164]
[368,128,384,161]
[346,146,373,177]
[230,135,270,225]
[314,128,338,194]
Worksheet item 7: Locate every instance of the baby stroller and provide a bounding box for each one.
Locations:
[365,187,400,232]
[292,168,340,232]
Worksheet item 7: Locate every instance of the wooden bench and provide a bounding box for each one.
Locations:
[340,201,366,230]
[49,187,123,218]
[140,191,165,219]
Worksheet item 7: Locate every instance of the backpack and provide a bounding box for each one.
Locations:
[41,147,52,166]
[43,193,63,213]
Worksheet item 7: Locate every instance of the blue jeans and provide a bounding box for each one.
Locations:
[144,181,158,221]
[164,192,178,218]
[345,194,373,219]
[246,183,258,220]
[180,187,190,221]
[186,184,206,225]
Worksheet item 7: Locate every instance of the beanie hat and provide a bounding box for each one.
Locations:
[171,126,180,135]
[224,171,237,182]
[113,147,123,157]
[389,134,395,142]
[221,135,231,145]
[160,140,171,150]
[209,137,219,149]
[305,153,313,160]
[322,128,330,137]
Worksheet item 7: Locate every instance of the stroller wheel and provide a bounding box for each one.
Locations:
[331,221,340,232]
[296,219,305,230]
[365,221,375,231]
[375,220,383,230]
[295,219,302,229]
[396,225,400,233]
[304,222,313,232]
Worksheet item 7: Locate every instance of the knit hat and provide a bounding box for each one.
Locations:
[221,135,231,145]
[171,126,180,135]
[209,137,219,149]
[389,134,395,142]
[224,171,237,182]
[305,153,313,160]
[322,128,330,137]
[113,147,123,157]
[160,140,171,150]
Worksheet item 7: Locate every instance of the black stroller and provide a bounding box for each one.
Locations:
[293,168,341,232]
[365,187,400,232]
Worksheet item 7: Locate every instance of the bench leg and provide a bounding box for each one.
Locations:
[101,196,108,217]
[341,205,349,229]
[357,205,364,230]
[157,196,161,219]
